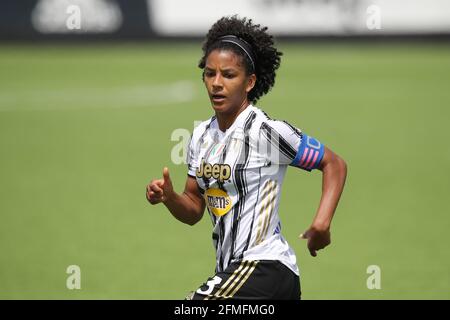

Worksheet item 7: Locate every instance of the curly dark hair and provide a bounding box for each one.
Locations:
[198,15,282,104]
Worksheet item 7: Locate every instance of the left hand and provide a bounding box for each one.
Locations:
[299,226,331,257]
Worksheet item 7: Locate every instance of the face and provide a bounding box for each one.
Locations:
[203,49,256,115]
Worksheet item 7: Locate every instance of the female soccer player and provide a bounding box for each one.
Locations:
[146,16,347,300]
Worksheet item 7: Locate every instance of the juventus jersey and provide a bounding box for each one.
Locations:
[187,105,325,276]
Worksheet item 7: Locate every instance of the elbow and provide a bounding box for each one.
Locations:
[323,152,347,178]
[186,219,199,226]
[322,151,347,174]
[338,156,347,172]
[336,155,348,181]
[185,211,204,226]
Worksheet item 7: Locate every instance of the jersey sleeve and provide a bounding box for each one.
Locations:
[259,119,324,171]
[186,133,198,177]
[186,119,211,177]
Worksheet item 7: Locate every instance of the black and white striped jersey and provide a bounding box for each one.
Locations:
[187,105,325,275]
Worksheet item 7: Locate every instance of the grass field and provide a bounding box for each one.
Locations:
[0,42,449,299]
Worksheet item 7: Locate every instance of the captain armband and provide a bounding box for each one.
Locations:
[290,134,325,171]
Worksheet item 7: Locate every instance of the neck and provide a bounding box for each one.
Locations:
[216,100,250,132]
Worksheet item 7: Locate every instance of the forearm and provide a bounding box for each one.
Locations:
[312,154,347,230]
[163,191,204,226]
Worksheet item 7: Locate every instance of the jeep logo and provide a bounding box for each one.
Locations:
[196,160,231,183]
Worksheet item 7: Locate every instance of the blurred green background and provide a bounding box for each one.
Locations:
[0,42,449,299]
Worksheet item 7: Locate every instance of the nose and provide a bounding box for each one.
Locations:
[212,73,223,91]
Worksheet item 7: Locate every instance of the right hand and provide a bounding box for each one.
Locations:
[146,167,174,205]
[299,226,331,257]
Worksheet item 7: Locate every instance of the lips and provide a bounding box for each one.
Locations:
[211,94,226,103]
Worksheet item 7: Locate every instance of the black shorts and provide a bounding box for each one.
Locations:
[187,260,301,300]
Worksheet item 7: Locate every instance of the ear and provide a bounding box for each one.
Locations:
[245,74,257,93]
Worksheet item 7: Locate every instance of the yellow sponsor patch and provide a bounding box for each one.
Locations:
[204,188,232,217]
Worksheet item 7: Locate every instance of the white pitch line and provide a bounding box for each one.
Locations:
[0,80,197,112]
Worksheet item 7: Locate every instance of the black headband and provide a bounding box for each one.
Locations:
[216,35,256,72]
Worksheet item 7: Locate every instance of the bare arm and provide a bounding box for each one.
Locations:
[146,168,205,226]
[300,146,347,256]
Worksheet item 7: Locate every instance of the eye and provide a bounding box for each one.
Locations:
[223,73,235,79]
[204,70,215,77]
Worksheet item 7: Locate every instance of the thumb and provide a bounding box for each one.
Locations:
[299,230,309,240]
[163,167,171,184]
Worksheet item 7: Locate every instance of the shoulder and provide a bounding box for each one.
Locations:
[191,115,217,142]
[252,106,303,138]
